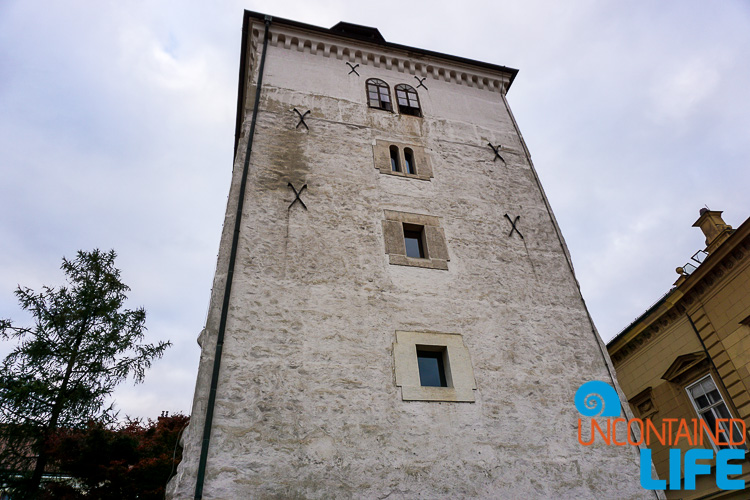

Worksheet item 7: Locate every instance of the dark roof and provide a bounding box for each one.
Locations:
[330,22,386,43]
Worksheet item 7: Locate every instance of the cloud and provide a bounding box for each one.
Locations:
[2,0,750,419]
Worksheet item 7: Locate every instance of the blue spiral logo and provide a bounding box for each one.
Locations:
[574,381,621,417]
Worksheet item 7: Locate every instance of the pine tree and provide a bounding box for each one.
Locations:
[0,249,170,497]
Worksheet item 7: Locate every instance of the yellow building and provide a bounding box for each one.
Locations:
[608,209,750,499]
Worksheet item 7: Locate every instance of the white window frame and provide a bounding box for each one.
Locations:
[685,374,744,451]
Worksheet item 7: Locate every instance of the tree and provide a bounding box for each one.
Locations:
[0,249,171,497]
[42,413,189,499]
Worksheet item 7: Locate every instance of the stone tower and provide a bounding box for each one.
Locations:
[168,10,652,499]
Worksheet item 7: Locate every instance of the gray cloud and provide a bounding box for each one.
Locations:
[2,0,749,419]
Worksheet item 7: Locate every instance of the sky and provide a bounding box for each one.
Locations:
[1,1,749,420]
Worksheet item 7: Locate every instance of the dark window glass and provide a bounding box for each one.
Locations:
[390,146,401,172]
[404,227,425,258]
[417,350,447,387]
[366,78,392,111]
[395,84,421,117]
[404,148,416,174]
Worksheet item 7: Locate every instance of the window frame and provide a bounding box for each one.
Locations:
[393,330,475,402]
[416,347,449,387]
[366,78,393,112]
[685,374,744,451]
[372,140,433,181]
[389,145,401,172]
[403,224,426,259]
[394,83,422,117]
[382,210,449,270]
[404,148,416,175]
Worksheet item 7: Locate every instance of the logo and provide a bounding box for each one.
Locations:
[574,381,746,491]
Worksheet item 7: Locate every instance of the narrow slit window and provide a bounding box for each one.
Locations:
[366,78,392,111]
[417,348,448,387]
[404,148,416,174]
[395,84,421,117]
[390,146,401,172]
[403,224,425,259]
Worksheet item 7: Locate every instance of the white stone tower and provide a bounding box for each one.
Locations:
[168,11,652,499]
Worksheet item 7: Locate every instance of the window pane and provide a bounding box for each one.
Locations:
[695,394,709,409]
[404,235,422,258]
[731,421,744,445]
[404,150,415,174]
[417,350,447,387]
[715,403,731,420]
[398,97,408,106]
[702,409,718,437]
[707,389,722,405]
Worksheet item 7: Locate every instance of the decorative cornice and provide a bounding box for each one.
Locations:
[610,230,750,365]
[249,24,513,95]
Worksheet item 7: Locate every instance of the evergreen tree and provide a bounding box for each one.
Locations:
[0,249,170,497]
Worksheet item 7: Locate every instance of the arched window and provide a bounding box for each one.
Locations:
[404,148,416,174]
[366,78,392,111]
[389,145,401,172]
[395,84,421,117]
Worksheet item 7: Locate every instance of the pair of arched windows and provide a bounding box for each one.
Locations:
[389,145,416,175]
[367,79,422,117]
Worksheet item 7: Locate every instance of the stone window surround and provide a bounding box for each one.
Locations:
[393,330,476,402]
[373,140,433,181]
[382,210,448,270]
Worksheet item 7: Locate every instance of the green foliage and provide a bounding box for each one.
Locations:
[41,414,189,499]
[0,249,171,497]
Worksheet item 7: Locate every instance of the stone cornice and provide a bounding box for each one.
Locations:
[609,218,750,365]
[248,21,514,95]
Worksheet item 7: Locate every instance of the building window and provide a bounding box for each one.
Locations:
[404,148,416,174]
[403,224,425,259]
[686,375,744,449]
[393,331,475,402]
[389,145,401,172]
[417,348,448,387]
[382,210,449,270]
[372,140,432,180]
[395,84,421,117]
[366,78,392,111]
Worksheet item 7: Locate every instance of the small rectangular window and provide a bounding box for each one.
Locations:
[417,348,448,387]
[403,224,425,258]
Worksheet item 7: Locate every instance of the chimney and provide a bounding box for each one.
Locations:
[692,208,732,253]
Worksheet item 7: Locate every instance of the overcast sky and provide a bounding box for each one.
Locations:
[2,1,749,420]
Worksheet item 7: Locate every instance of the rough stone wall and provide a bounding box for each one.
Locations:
[168,21,653,499]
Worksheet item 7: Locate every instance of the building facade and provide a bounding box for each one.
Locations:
[608,210,750,499]
[168,11,651,499]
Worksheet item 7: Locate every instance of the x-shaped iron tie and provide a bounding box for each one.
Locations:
[504,214,523,239]
[346,62,360,76]
[288,183,308,210]
[293,108,310,130]
[488,143,505,163]
[414,76,428,90]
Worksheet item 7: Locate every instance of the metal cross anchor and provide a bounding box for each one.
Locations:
[488,143,505,163]
[288,183,308,210]
[346,62,360,76]
[292,108,311,130]
[414,76,428,90]
[504,214,523,239]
